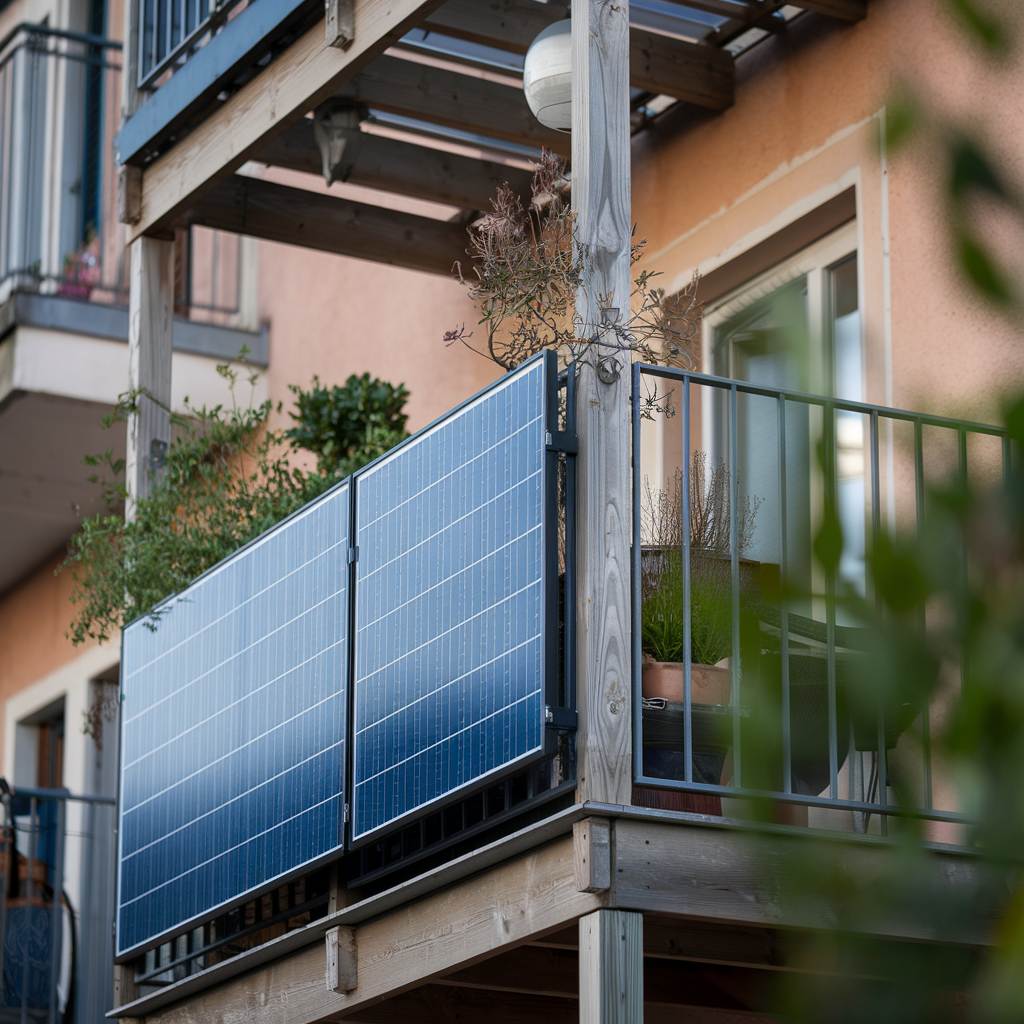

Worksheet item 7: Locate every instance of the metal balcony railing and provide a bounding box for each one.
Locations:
[137,0,249,90]
[631,363,1007,836]
[0,784,116,1024]
[0,25,125,302]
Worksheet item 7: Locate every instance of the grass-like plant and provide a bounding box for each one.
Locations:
[641,556,731,666]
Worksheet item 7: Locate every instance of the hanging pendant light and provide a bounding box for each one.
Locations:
[523,19,572,132]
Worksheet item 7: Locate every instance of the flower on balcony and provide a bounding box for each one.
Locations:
[58,234,101,299]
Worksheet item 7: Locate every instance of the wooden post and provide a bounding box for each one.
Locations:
[572,0,633,806]
[126,236,174,521]
[579,909,643,1024]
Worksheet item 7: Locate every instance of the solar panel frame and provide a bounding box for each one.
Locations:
[114,479,351,961]
[347,350,564,848]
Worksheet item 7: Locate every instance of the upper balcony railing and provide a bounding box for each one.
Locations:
[0,24,126,303]
[138,0,249,90]
[631,362,1007,842]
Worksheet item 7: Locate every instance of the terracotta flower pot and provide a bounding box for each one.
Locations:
[641,659,730,706]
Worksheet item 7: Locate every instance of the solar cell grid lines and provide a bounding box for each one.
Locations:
[116,483,350,957]
[351,355,554,842]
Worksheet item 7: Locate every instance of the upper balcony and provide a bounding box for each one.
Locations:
[0,23,269,595]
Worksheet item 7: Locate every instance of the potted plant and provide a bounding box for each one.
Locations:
[640,558,731,706]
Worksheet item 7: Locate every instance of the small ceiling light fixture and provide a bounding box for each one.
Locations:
[313,100,368,184]
[523,19,572,132]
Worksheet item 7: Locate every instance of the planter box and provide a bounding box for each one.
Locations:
[641,660,730,706]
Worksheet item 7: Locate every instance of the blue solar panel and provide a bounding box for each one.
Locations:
[116,483,350,957]
[350,355,554,843]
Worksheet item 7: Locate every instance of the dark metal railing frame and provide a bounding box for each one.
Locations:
[0,783,115,1024]
[631,362,1007,826]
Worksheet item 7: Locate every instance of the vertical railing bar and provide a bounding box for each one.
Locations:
[730,383,741,788]
[914,419,931,811]
[682,377,692,784]
[47,800,65,1024]
[870,411,888,830]
[825,402,838,800]
[631,364,644,786]
[778,394,791,795]
[21,797,35,1024]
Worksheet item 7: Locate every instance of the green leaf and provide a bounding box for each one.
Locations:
[958,231,1012,305]
[946,0,1008,53]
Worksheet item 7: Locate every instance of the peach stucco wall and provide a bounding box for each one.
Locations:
[0,555,98,735]
[255,241,499,437]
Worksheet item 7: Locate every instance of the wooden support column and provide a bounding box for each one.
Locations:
[573,0,633,806]
[126,236,174,521]
[578,910,643,1024]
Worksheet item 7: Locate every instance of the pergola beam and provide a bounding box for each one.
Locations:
[127,0,447,241]
[335,55,568,154]
[186,176,469,276]
[421,0,734,108]
[255,126,533,210]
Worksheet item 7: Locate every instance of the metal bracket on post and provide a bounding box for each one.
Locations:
[325,0,354,49]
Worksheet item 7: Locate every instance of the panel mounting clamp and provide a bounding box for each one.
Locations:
[545,430,578,454]
[545,706,577,730]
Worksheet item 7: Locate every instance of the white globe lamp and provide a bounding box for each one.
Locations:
[523,19,572,132]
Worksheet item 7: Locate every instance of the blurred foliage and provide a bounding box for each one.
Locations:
[285,372,409,477]
[752,6,1024,1018]
[60,360,409,646]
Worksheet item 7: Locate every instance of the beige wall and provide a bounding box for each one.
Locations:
[256,241,499,438]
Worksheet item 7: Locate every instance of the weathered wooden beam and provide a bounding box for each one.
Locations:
[128,0,447,242]
[609,817,998,946]
[440,942,765,1011]
[335,54,568,154]
[628,29,733,109]
[579,910,643,1024]
[126,236,174,521]
[185,176,468,276]
[345,986,579,1024]
[255,126,533,209]
[133,838,603,1024]
[572,0,634,806]
[533,917,803,971]
[422,0,734,108]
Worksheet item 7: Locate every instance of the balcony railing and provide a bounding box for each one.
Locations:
[632,363,1007,838]
[0,784,116,1024]
[0,24,125,303]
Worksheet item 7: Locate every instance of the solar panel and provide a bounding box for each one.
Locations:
[116,483,350,958]
[350,353,557,843]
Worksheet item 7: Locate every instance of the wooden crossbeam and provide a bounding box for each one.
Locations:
[532,916,801,971]
[256,122,533,210]
[335,54,568,154]
[185,175,469,276]
[628,29,733,108]
[128,0,447,241]
[421,0,734,109]
[439,943,764,1011]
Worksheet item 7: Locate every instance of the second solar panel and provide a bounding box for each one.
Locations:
[350,353,558,843]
